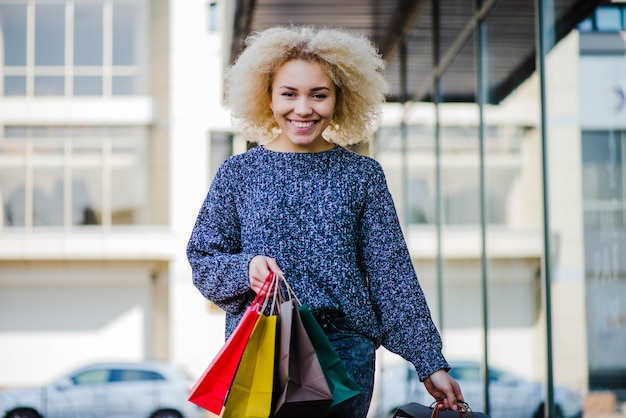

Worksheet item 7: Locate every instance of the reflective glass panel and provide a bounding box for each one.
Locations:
[73,76,103,96]
[1,168,25,227]
[34,76,64,96]
[439,0,474,62]
[596,6,622,32]
[72,168,102,225]
[35,4,65,66]
[406,124,436,225]
[110,128,146,225]
[578,18,593,32]
[440,39,479,226]
[74,4,103,66]
[480,3,546,417]
[71,132,103,225]
[112,76,136,95]
[112,4,141,66]
[582,131,625,227]
[581,130,626,391]
[4,76,26,96]
[32,168,64,226]
[207,1,218,32]
[543,0,620,413]
[0,4,27,66]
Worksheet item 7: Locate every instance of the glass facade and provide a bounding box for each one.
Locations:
[0,126,148,227]
[374,1,626,417]
[0,0,149,229]
[0,0,146,97]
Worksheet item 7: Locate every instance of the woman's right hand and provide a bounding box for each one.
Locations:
[248,255,283,294]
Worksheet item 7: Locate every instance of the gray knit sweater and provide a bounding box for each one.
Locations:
[187,145,449,380]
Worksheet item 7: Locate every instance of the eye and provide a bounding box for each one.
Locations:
[281,91,296,98]
[313,93,327,99]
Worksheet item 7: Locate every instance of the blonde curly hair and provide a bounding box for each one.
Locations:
[225,25,389,146]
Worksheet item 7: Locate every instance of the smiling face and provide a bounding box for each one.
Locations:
[268,59,337,153]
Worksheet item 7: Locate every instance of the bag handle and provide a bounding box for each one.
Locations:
[252,272,275,312]
[282,278,302,306]
[430,401,472,418]
[269,271,284,314]
[267,272,300,314]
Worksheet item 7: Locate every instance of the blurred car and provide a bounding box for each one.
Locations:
[373,360,583,418]
[0,360,206,418]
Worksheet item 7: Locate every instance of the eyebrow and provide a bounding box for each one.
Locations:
[279,85,331,92]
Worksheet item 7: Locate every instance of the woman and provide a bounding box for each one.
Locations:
[187,25,463,418]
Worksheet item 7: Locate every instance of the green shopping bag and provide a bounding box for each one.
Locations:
[298,304,362,414]
[223,312,277,418]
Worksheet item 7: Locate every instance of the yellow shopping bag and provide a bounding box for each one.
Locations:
[223,312,277,418]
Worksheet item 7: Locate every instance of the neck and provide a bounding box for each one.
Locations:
[265,137,335,153]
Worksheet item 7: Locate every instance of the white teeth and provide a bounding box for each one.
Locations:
[291,120,315,128]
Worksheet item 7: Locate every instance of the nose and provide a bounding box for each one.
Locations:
[294,97,312,116]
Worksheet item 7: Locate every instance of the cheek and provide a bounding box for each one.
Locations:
[321,101,336,119]
[270,96,288,115]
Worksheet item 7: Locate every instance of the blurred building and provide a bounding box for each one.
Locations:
[0,0,232,386]
[1,0,625,416]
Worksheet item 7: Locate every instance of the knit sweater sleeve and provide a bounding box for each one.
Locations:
[358,162,450,381]
[186,159,255,314]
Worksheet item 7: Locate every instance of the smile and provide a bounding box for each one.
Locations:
[290,120,316,128]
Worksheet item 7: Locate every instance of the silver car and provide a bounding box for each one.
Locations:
[0,360,207,418]
[374,360,583,418]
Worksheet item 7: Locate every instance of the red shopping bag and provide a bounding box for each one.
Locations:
[188,273,275,414]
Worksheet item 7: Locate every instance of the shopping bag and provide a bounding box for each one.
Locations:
[272,299,333,417]
[298,303,362,414]
[223,307,278,418]
[188,273,274,414]
[393,401,490,418]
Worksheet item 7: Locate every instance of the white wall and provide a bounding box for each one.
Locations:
[167,0,233,378]
[0,264,151,387]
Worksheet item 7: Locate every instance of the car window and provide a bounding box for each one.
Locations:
[489,369,504,382]
[448,365,513,383]
[448,366,481,382]
[111,368,166,382]
[72,369,111,385]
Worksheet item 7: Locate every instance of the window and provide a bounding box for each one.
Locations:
[74,4,104,66]
[578,5,626,32]
[596,7,623,31]
[0,126,148,228]
[578,18,594,32]
[582,130,626,228]
[114,369,165,382]
[0,4,27,66]
[207,1,219,31]
[0,0,146,97]
[72,369,111,385]
[35,4,65,67]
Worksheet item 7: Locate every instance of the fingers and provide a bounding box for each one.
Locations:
[442,382,461,411]
[425,370,464,411]
[453,380,464,403]
[248,255,283,294]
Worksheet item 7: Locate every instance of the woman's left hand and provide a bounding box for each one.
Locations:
[423,369,464,410]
